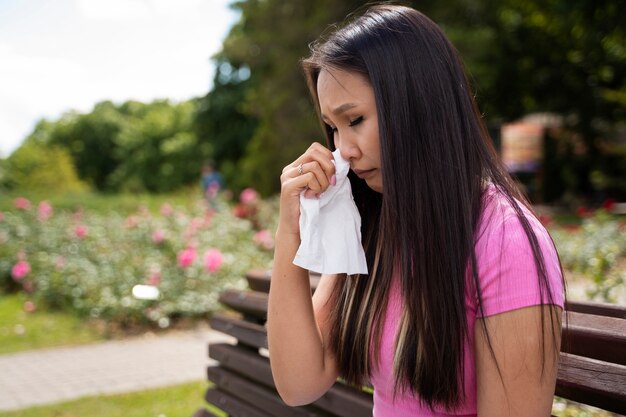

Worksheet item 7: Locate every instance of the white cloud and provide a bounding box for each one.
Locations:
[0,0,239,158]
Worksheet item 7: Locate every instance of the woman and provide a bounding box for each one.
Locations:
[267,5,565,416]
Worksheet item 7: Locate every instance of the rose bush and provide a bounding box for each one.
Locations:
[550,209,626,303]
[0,195,273,328]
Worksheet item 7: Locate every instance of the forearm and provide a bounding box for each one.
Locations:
[267,229,333,405]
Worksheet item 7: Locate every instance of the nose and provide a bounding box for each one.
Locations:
[336,133,361,162]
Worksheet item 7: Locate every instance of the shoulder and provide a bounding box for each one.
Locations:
[470,184,564,317]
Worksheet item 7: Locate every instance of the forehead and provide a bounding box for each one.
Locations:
[316,68,372,106]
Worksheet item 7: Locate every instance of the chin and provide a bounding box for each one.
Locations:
[366,180,383,193]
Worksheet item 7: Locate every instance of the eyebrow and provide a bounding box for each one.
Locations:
[321,102,358,121]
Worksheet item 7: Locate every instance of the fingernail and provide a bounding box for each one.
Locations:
[330,175,336,186]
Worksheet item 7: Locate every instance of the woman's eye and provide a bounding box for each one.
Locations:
[349,116,363,127]
[326,124,338,135]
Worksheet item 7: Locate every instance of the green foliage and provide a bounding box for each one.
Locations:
[0,196,273,328]
[551,210,626,303]
[195,60,257,193]
[12,99,208,193]
[206,0,625,197]
[210,0,367,196]
[3,141,87,193]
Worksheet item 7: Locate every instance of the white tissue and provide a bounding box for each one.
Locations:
[293,149,368,275]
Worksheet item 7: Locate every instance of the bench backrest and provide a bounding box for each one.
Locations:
[195,269,626,417]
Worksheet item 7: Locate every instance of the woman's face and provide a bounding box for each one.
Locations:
[317,68,382,193]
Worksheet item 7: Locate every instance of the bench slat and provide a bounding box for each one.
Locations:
[210,314,267,349]
[556,353,626,415]
[208,365,333,417]
[562,311,626,365]
[205,387,274,417]
[219,290,268,321]
[218,289,626,365]
[246,270,320,294]
[209,343,373,417]
[567,300,626,319]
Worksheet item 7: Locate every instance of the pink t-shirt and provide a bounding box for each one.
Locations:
[369,188,564,416]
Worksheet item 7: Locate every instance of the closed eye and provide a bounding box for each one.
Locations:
[325,124,337,136]
[349,116,363,127]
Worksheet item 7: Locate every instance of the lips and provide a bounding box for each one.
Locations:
[352,168,376,179]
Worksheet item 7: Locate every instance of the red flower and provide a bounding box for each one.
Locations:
[254,229,275,250]
[576,207,592,218]
[538,214,553,227]
[240,188,259,205]
[177,247,197,268]
[38,201,53,221]
[152,230,166,244]
[160,203,173,217]
[14,197,31,210]
[602,198,616,212]
[23,301,36,313]
[11,260,31,280]
[74,225,88,239]
[203,249,224,273]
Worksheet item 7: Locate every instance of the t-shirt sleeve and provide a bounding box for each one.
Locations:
[472,200,564,318]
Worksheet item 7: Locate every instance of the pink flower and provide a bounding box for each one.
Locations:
[22,281,34,293]
[152,230,166,244]
[74,225,88,239]
[38,201,53,221]
[11,260,31,280]
[14,197,31,210]
[147,271,161,286]
[254,229,275,250]
[23,301,36,313]
[160,203,173,217]
[240,188,259,205]
[203,249,223,273]
[55,256,65,270]
[177,247,197,268]
[125,215,138,229]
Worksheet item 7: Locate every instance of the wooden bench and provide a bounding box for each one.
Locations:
[193,269,626,417]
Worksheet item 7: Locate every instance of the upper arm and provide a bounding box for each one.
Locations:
[312,273,341,381]
[475,305,562,417]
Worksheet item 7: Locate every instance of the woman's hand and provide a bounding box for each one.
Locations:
[278,142,336,236]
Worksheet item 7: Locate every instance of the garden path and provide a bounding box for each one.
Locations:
[0,323,234,411]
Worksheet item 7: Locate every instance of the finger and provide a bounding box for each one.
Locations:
[284,142,335,177]
[301,160,330,191]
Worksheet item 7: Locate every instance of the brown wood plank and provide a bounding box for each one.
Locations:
[210,314,267,349]
[563,311,626,365]
[556,353,626,415]
[245,270,320,294]
[205,387,274,417]
[207,366,335,417]
[219,290,268,320]
[209,343,373,417]
[567,300,626,319]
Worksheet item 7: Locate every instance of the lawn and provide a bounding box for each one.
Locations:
[0,293,105,355]
[0,381,225,417]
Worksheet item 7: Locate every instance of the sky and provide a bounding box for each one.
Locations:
[0,0,239,157]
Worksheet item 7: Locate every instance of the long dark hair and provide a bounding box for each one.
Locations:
[302,4,563,410]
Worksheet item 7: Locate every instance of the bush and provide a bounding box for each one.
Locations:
[4,142,87,193]
[0,195,273,328]
[550,209,626,303]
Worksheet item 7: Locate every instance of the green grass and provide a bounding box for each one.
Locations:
[0,381,226,417]
[0,293,104,354]
[0,188,199,215]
